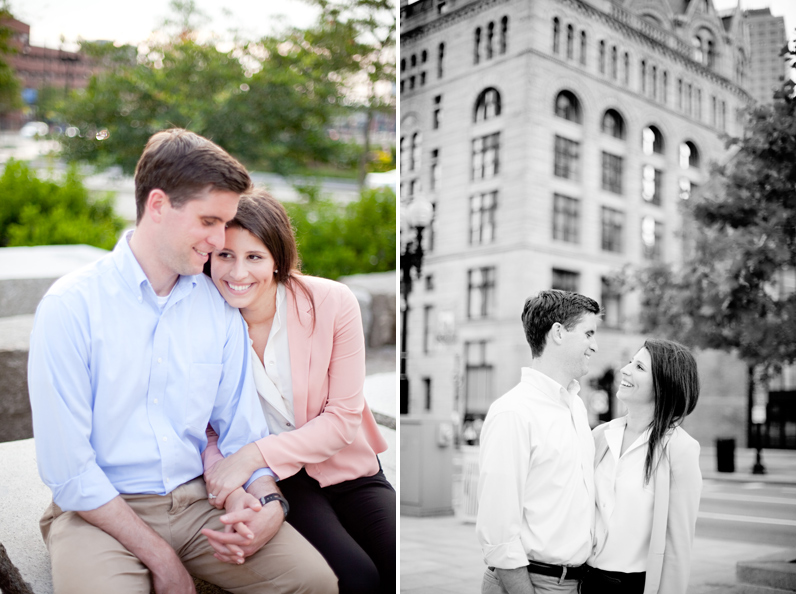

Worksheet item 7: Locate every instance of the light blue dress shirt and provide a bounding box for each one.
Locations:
[28,232,274,512]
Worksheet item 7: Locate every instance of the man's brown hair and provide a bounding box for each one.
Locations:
[133,129,251,223]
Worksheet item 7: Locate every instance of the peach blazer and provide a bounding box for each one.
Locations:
[205,275,388,488]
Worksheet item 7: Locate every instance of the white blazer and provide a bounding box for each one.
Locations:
[593,420,702,594]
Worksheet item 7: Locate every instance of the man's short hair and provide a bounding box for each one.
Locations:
[133,129,251,223]
[521,290,601,358]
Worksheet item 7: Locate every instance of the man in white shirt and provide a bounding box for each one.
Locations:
[476,290,601,594]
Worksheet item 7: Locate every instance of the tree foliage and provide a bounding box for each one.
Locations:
[54,0,392,177]
[632,43,796,377]
[285,186,395,279]
[0,3,22,116]
[0,160,124,250]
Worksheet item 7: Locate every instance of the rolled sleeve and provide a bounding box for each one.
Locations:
[476,410,531,569]
[210,308,275,483]
[28,295,119,511]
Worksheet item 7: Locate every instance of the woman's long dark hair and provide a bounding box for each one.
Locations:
[642,338,700,484]
[205,189,316,328]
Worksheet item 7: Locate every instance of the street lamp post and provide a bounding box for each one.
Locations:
[400,197,434,415]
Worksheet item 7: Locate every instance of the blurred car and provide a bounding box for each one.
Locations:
[365,170,396,192]
[20,121,49,138]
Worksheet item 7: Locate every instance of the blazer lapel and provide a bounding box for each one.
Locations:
[286,283,313,428]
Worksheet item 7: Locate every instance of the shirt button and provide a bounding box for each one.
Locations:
[162,436,168,442]
[286,422,292,427]
[158,358,162,364]
[153,398,158,404]
[165,477,170,484]
[138,296,142,302]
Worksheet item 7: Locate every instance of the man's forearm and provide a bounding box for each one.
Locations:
[77,496,181,574]
[245,475,281,501]
[495,567,534,594]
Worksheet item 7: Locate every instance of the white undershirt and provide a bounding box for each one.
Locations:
[247,283,295,435]
[590,419,655,572]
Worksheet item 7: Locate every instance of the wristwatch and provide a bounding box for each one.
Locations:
[259,493,289,519]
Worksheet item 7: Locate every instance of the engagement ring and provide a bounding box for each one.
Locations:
[207,493,217,500]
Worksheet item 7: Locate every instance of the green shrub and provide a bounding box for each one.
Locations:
[0,160,124,250]
[285,186,396,280]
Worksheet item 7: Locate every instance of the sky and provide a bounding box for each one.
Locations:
[10,0,320,50]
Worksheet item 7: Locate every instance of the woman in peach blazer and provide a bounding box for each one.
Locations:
[202,191,395,594]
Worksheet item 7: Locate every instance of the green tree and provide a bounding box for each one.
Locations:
[302,0,396,185]
[56,1,350,176]
[0,3,22,118]
[632,42,796,379]
[285,186,395,279]
[0,160,124,250]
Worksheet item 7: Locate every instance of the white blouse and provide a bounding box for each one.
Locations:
[247,283,295,435]
[589,420,655,573]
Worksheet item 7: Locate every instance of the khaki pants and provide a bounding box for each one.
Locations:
[40,477,337,594]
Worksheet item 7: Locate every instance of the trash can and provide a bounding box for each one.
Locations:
[716,438,735,473]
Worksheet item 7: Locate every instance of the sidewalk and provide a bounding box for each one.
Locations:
[400,446,796,594]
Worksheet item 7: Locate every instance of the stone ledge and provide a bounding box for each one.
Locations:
[737,549,796,593]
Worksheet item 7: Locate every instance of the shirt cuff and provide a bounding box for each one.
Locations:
[49,464,120,512]
[482,540,530,570]
[244,467,277,490]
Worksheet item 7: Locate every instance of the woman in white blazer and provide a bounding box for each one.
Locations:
[583,338,702,594]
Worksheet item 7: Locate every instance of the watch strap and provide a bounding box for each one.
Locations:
[259,493,289,519]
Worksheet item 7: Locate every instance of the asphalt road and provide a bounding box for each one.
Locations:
[696,479,796,547]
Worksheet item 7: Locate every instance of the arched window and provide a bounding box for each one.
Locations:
[692,37,703,63]
[474,88,502,122]
[580,31,587,65]
[707,39,715,67]
[566,24,574,59]
[662,71,668,104]
[475,27,481,64]
[554,90,581,123]
[438,43,445,79]
[680,141,700,169]
[487,22,494,59]
[411,132,423,172]
[400,58,406,72]
[611,46,617,80]
[599,40,605,73]
[601,109,625,139]
[411,54,417,68]
[421,50,428,63]
[553,18,560,54]
[652,65,657,100]
[642,126,665,155]
[640,60,647,94]
[501,16,508,54]
[623,52,629,85]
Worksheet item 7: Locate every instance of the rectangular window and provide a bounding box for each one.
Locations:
[469,191,498,245]
[433,95,441,129]
[601,152,623,194]
[467,267,496,319]
[601,277,623,328]
[552,268,579,292]
[430,149,440,190]
[601,206,624,253]
[423,305,433,354]
[472,133,500,180]
[641,165,662,205]
[423,377,432,411]
[552,194,580,243]
[554,136,580,180]
[465,341,493,418]
[641,217,663,261]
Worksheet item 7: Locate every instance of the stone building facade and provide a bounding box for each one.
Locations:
[400,0,754,446]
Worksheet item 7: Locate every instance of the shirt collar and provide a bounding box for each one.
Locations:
[521,367,581,405]
[112,230,198,304]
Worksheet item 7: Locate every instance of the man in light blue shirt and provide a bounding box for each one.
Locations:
[28,129,336,594]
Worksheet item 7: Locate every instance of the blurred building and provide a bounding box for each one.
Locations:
[744,8,790,104]
[400,0,760,448]
[1,17,96,129]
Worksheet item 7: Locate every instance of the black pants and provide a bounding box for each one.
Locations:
[278,466,396,594]
[581,566,645,594]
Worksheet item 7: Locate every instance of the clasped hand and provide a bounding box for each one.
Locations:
[204,443,262,509]
[201,488,282,564]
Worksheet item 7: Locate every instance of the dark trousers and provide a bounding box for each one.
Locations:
[581,566,645,594]
[278,466,396,594]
